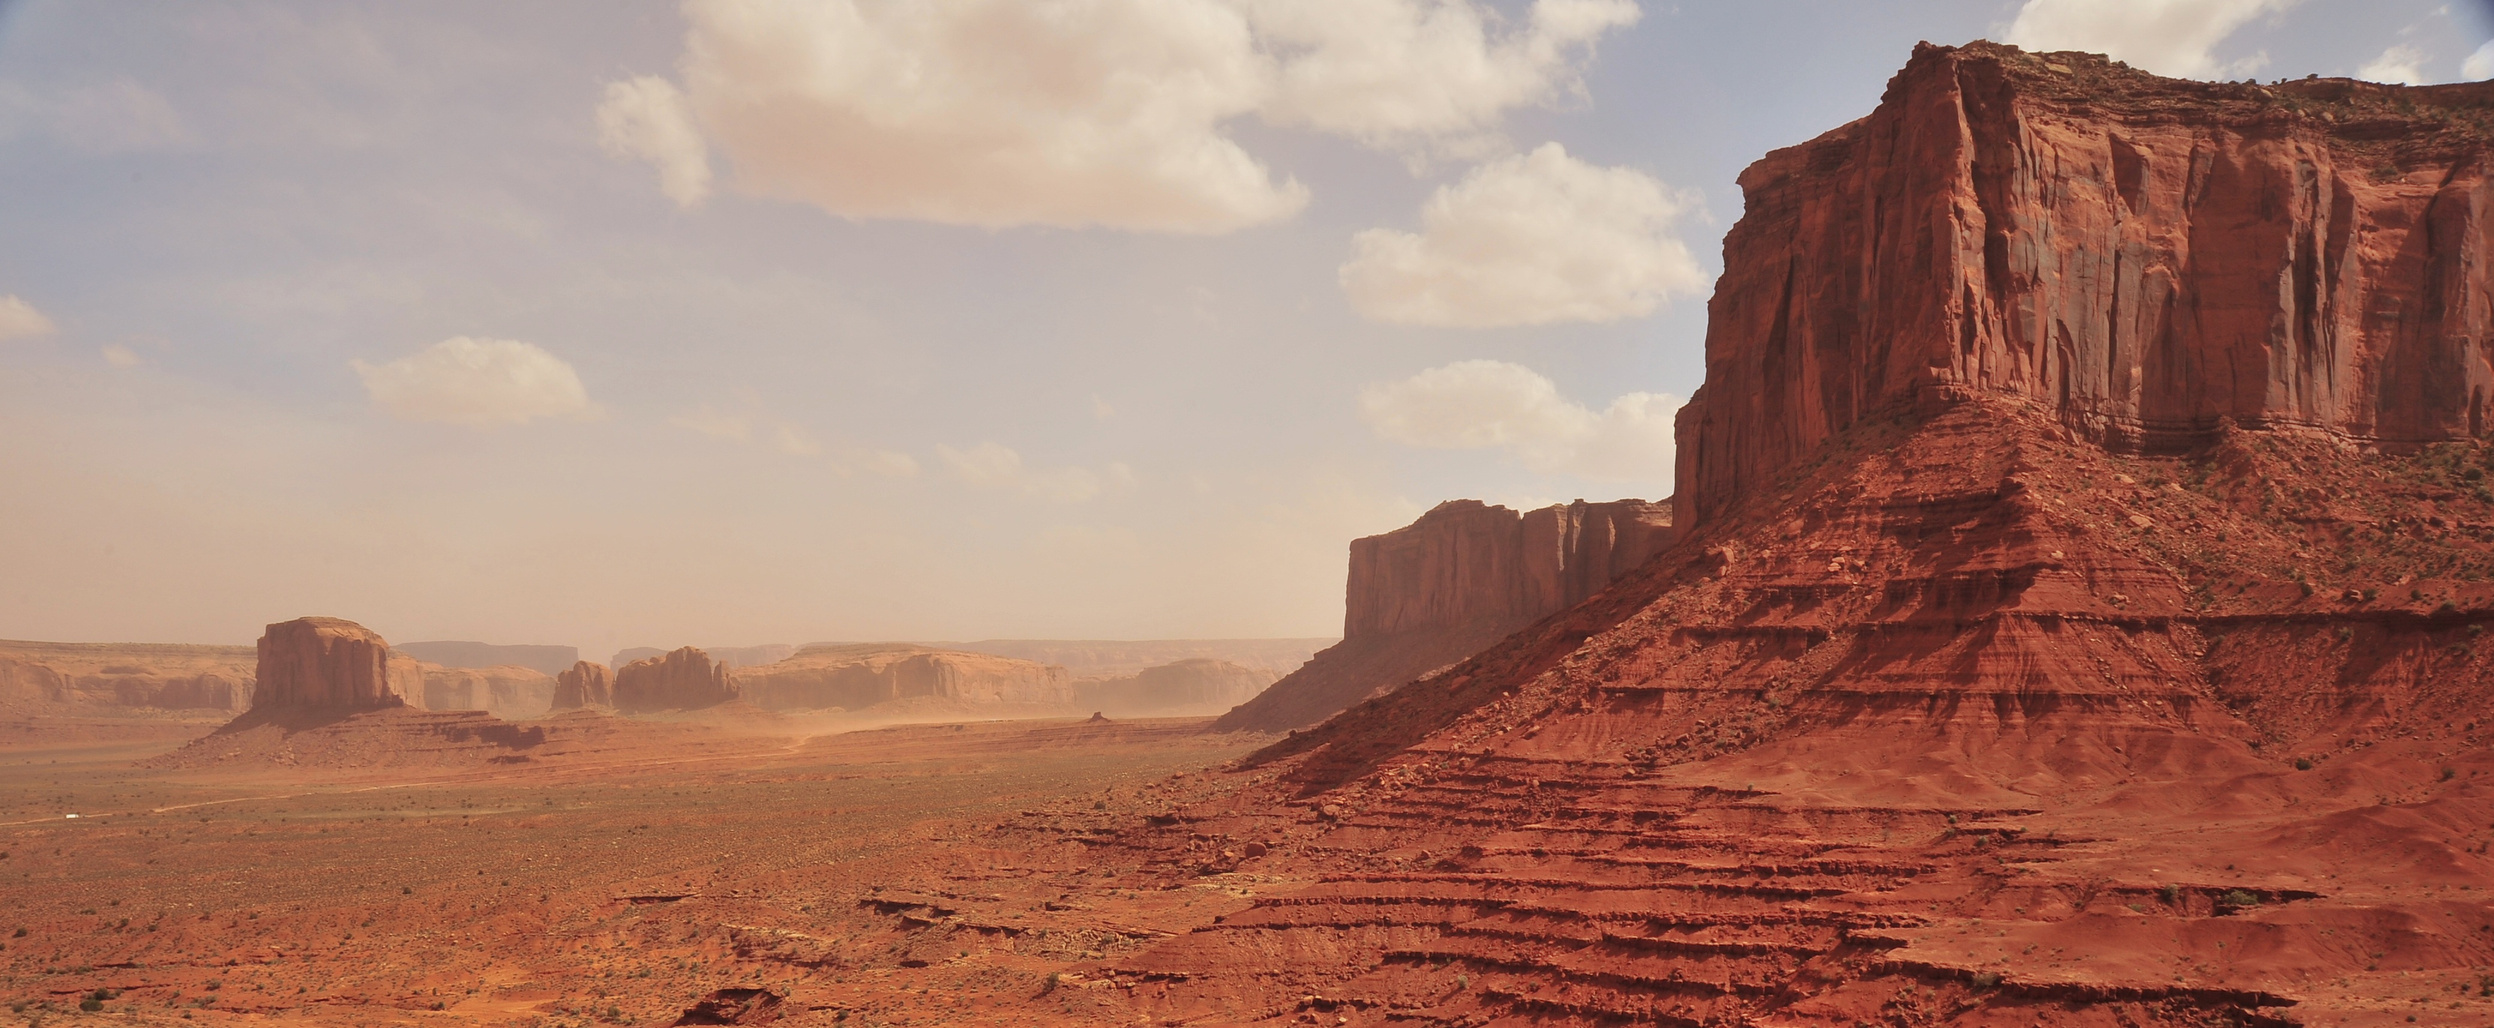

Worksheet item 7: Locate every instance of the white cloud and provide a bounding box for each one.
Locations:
[1340,143,1704,327]
[596,75,712,208]
[0,295,56,341]
[100,345,142,368]
[669,400,916,471]
[2004,0,2293,79]
[1360,359,1679,483]
[1245,0,1640,155]
[663,0,1302,233]
[352,337,596,428]
[936,441,1120,501]
[2359,44,2427,85]
[2466,39,2494,81]
[600,0,1641,231]
[859,450,920,478]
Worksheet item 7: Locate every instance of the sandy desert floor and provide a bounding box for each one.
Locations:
[0,714,1264,1028]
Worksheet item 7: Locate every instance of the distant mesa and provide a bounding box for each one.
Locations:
[394,640,580,677]
[417,664,557,720]
[929,639,1331,680]
[552,660,614,710]
[613,646,739,713]
[252,616,423,710]
[1215,498,1675,733]
[611,643,793,671]
[1073,658,1276,718]
[0,639,256,713]
[736,643,1071,712]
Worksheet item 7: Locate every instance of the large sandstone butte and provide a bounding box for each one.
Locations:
[1216,498,1674,732]
[550,660,612,710]
[611,646,738,714]
[1674,39,2494,530]
[736,644,1072,712]
[831,44,2494,1027]
[251,617,421,710]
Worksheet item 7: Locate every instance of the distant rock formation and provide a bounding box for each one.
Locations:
[611,644,794,671]
[1214,499,1676,733]
[417,664,558,719]
[612,646,738,713]
[552,661,612,710]
[252,617,422,710]
[0,640,257,712]
[737,644,1072,711]
[394,640,579,677]
[1073,658,1277,717]
[922,640,1332,679]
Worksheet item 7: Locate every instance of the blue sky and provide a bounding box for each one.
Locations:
[0,0,2479,653]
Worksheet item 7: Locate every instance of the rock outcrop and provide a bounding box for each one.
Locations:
[1676,40,2494,530]
[394,641,579,677]
[611,644,793,671]
[551,661,612,710]
[0,640,257,712]
[926,639,1331,679]
[611,646,738,714]
[251,617,421,710]
[1215,498,1675,732]
[417,664,558,719]
[1072,658,1277,717]
[736,644,1072,712]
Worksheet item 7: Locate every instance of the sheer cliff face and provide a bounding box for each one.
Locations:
[1343,499,1678,638]
[252,617,420,710]
[1677,41,2494,529]
[552,661,613,710]
[1216,498,1674,733]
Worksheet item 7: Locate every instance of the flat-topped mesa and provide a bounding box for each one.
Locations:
[1215,498,1674,732]
[251,616,421,710]
[551,661,612,710]
[1676,39,2494,530]
[736,644,1072,712]
[611,646,737,714]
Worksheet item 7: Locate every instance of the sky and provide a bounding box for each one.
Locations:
[2,0,2486,655]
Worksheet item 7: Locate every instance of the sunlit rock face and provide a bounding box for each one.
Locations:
[551,661,613,710]
[252,617,421,710]
[1215,498,1675,732]
[1676,40,2494,530]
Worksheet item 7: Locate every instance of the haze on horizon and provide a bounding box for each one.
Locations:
[0,0,2479,659]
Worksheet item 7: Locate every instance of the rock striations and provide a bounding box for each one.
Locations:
[1216,498,1675,732]
[251,617,421,710]
[611,646,738,714]
[846,43,2494,1028]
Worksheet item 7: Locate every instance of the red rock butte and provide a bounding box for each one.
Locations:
[1218,498,1675,733]
[251,616,419,710]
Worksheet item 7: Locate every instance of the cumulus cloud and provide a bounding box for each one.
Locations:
[0,295,56,341]
[352,337,596,427]
[1340,143,1705,327]
[1361,359,1679,483]
[2467,40,2494,81]
[2359,44,2428,85]
[1245,0,1640,154]
[2004,0,2292,79]
[937,441,1129,501]
[666,0,1301,232]
[598,0,1639,231]
[596,75,713,208]
[671,400,918,472]
[101,345,142,368]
